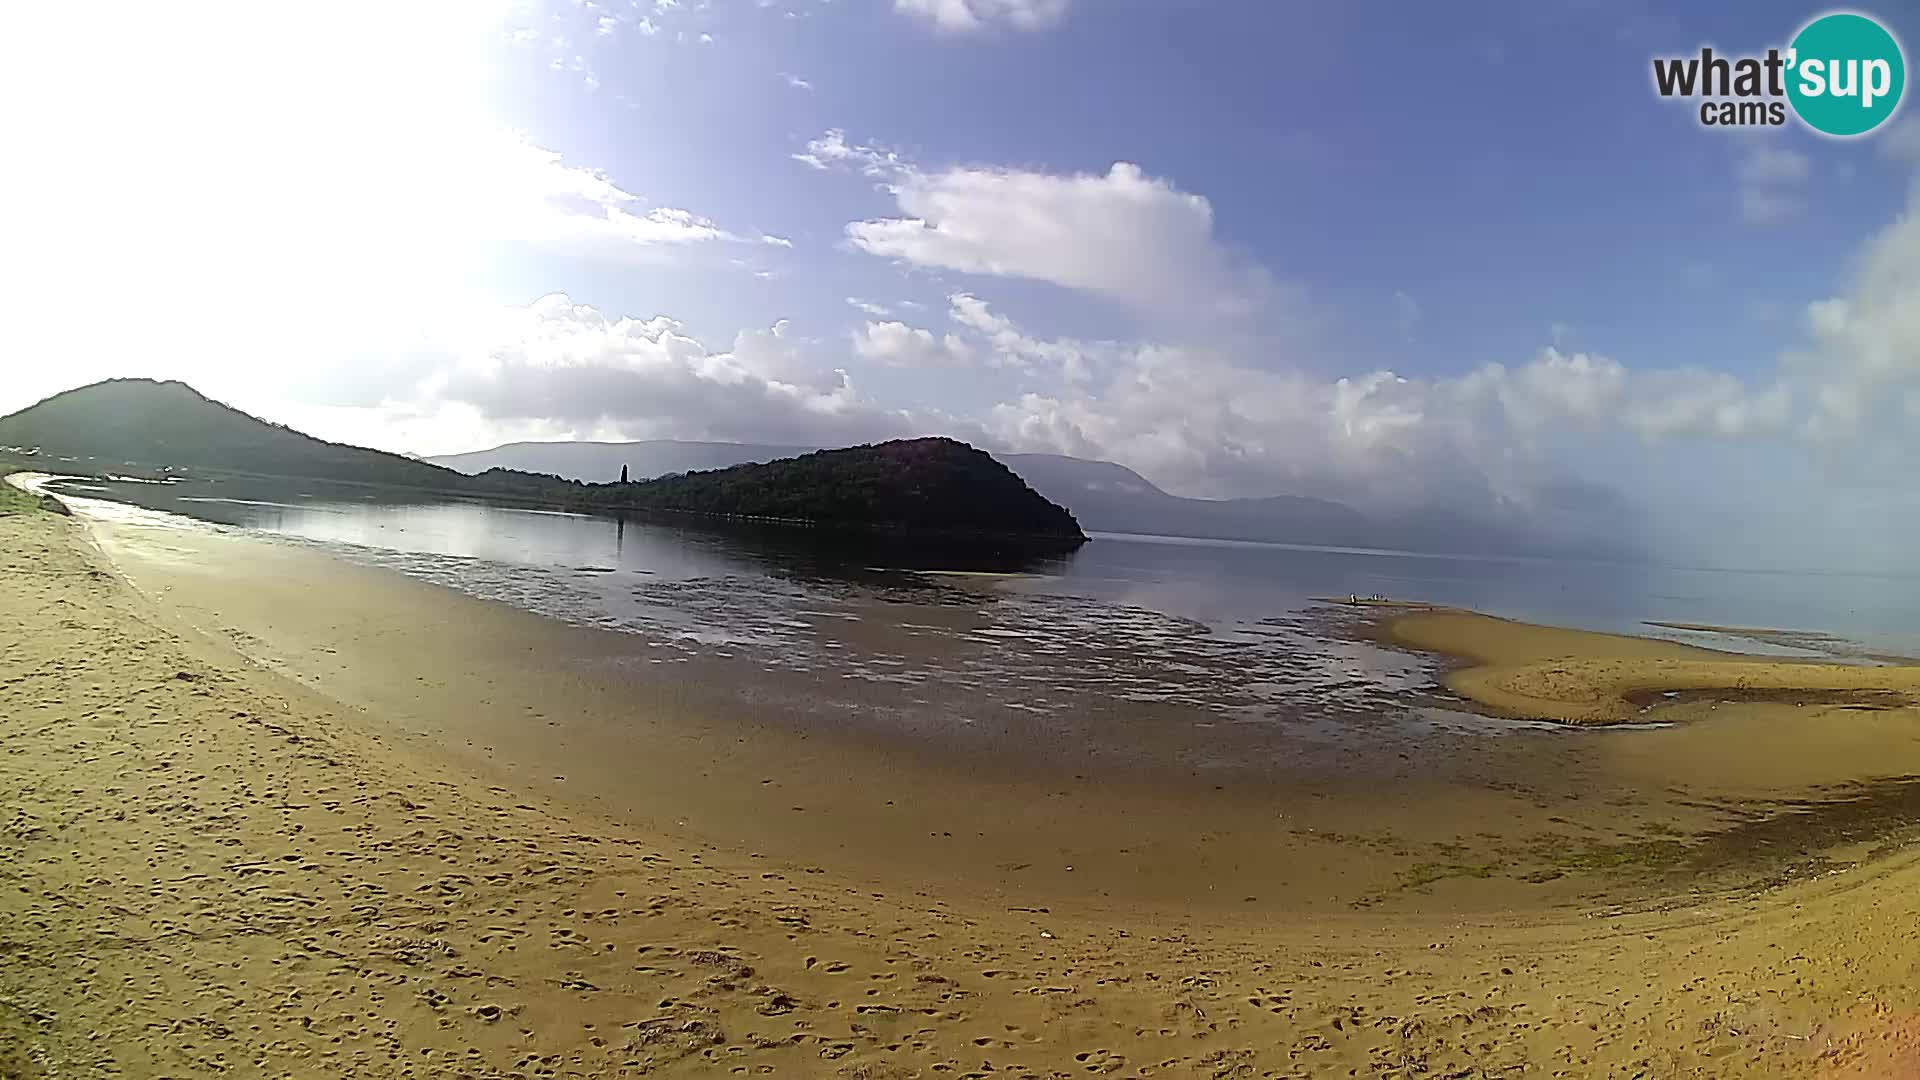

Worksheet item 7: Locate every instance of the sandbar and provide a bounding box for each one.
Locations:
[1387,608,1920,725]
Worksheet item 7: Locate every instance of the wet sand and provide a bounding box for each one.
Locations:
[6,499,1920,1075]
[1388,609,1920,725]
[70,507,1615,915]
[63,506,1920,917]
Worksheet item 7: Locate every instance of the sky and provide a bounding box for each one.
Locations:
[4,0,1920,570]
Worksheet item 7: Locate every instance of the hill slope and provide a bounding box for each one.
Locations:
[0,379,465,489]
[432,440,814,483]
[433,439,1380,549]
[1000,453,1371,546]
[1,380,1083,550]
[560,439,1084,547]
[432,439,1635,558]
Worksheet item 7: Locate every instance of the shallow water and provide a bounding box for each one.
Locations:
[43,473,1920,762]
[41,473,1920,911]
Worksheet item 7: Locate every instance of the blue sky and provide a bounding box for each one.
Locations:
[6,0,1920,568]
[507,0,1915,374]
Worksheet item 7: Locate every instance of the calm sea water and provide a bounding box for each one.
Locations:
[47,475,1920,669]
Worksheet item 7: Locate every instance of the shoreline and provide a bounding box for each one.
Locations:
[8,490,1920,1073]
[20,475,1920,908]
[65,493,1616,918]
[65,489,1920,918]
[1382,607,1920,726]
[26,476,1920,915]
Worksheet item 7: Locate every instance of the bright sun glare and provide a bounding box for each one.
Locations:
[5,1,519,397]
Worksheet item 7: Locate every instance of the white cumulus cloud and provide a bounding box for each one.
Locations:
[426,295,923,446]
[806,133,1275,319]
[852,321,975,367]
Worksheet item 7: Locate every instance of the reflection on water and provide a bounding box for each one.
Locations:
[43,474,1920,759]
[134,482,1083,578]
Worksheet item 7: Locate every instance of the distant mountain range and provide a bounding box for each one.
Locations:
[997,453,1372,548]
[430,439,1631,558]
[432,440,818,481]
[432,440,1365,544]
[0,379,1628,560]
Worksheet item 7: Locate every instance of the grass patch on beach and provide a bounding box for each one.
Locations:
[0,484,41,515]
[1349,859,1506,909]
[1349,831,1707,909]
[0,484,63,517]
[1524,833,1692,877]
[1400,860,1502,889]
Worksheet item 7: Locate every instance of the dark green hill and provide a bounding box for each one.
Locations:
[573,438,1085,547]
[0,378,464,489]
[0,379,1085,550]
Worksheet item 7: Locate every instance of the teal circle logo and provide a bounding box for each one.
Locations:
[1787,12,1906,137]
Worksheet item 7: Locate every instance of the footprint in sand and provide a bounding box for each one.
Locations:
[1074,1047,1129,1073]
[1247,990,1292,1014]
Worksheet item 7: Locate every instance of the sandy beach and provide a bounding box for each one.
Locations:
[7,499,1920,1077]
[1386,610,1920,726]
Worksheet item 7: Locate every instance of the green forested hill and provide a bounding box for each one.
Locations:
[574,438,1084,542]
[0,379,465,489]
[0,380,1085,548]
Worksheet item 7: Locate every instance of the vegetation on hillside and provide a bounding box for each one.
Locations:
[582,438,1084,543]
[458,440,1086,547]
[0,379,466,490]
[0,380,1085,548]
